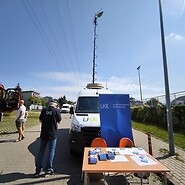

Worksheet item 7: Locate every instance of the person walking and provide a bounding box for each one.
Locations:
[15,99,26,142]
[35,101,62,177]
[69,106,74,119]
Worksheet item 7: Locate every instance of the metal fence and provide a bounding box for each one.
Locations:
[142,90,185,105]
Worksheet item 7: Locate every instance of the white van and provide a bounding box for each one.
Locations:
[69,83,113,155]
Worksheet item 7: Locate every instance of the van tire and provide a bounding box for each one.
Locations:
[70,149,76,158]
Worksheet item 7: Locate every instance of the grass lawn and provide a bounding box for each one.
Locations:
[0,111,40,136]
[1,112,185,150]
[132,121,185,150]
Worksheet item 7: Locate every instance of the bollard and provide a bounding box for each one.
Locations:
[147,133,153,156]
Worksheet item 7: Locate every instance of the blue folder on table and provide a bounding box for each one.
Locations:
[106,152,115,160]
[88,156,97,164]
[98,153,107,161]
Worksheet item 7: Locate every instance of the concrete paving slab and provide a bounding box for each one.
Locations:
[0,114,184,184]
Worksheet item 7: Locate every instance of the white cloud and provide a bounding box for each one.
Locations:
[29,71,165,102]
[166,33,185,41]
[35,71,91,83]
[35,85,81,101]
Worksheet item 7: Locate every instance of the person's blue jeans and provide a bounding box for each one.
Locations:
[35,138,57,174]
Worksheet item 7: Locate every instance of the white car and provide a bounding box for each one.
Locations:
[61,104,70,113]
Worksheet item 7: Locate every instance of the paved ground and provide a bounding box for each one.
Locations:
[0,114,185,185]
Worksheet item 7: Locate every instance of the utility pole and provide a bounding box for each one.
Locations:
[158,0,175,155]
[137,66,143,104]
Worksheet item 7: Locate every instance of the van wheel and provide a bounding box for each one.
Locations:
[70,150,76,158]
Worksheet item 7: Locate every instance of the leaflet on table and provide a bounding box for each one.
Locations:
[106,148,120,154]
[119,148,148,155]
[106,147,148,155]
[110,155,129,162]
[130,155,158,166]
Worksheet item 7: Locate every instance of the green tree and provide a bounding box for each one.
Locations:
[146,98,163,107]
[29,96,42,105]
[40,98,47,107]
[58,96,67,106]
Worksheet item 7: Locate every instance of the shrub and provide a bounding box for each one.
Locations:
[131,104,185,133]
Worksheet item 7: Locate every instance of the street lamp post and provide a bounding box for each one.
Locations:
[158,0,175,155]
[92,10,103,83]
[137,66,143,104]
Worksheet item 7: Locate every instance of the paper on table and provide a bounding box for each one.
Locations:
[106,148,119,153]
[130,155,158,166]
[119,148,134,155]
[110,155,129,162]
[119,148,148,155]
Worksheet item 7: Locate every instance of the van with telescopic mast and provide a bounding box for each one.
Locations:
[69,82,113,155]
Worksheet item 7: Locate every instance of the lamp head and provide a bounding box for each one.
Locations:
[96,11,103,18]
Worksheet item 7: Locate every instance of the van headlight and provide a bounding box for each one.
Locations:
[71,124,81,132]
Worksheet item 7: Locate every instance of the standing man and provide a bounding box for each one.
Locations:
[15,99,26,142]
[35,101,61,177]
[0,112,3,121]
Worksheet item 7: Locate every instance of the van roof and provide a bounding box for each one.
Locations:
[78,88,113,97]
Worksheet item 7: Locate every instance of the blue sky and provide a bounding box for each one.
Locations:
[0,0,185,102]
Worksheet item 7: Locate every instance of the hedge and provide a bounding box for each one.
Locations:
[131,104,185,134]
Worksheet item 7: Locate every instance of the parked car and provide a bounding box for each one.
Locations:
[61,104,71,113]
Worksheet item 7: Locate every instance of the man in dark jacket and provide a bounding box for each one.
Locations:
[35,101,61,177]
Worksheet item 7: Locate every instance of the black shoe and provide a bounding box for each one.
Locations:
[34,173,40,178]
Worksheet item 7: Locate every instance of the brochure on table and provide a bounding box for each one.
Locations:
[88,147,158,166]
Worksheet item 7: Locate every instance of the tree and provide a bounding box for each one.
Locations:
[58,96,67,106]
[28,96,42,105]
[146,98,163,107]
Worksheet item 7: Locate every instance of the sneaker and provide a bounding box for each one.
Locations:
[44,169,55,176]
[34,173,40,178]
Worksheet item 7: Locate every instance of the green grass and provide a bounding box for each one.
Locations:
[1,113,185,150]
[0,111,40,136]
[132,121,185,150]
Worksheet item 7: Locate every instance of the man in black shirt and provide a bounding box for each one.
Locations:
[35,101,61,177]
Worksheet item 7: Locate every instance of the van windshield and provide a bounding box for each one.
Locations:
[75,97,99,113]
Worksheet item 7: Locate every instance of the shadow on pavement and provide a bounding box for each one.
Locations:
[0,131,17,135]
[27,128,83,184]
[0,172,33,183]
[156,155,170,160]
[0,139,16,143]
